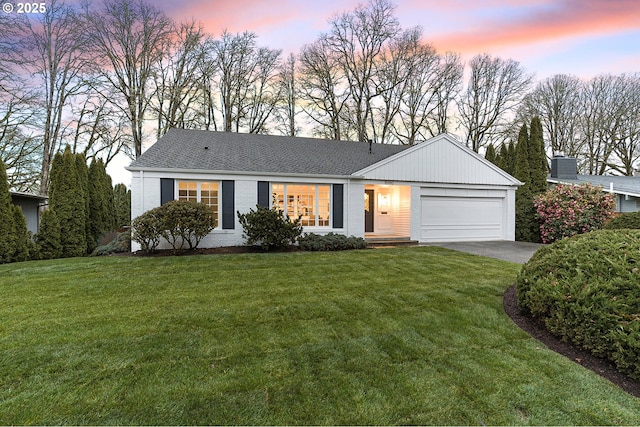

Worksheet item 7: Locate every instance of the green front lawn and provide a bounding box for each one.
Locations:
[1,247,639,425]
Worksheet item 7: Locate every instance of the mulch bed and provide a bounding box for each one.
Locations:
[503,285,640,398]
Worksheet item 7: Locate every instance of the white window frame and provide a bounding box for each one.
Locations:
[272,183,331,228]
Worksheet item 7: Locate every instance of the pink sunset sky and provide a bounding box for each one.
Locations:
[155,0,640,79]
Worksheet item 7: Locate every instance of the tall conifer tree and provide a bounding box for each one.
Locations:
[113,183,131,228]
[49,146,86,257]
[529,116,548,195]
[514,124,536,241]
[484,143,497,165]
[35,209,62,260]
[506,141,517,176]
[11,205,30,262]
[76,153,90,254]
[0,158,16,263]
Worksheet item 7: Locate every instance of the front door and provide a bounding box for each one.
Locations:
[364,189,374,232]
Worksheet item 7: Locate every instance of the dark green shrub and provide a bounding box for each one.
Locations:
[237,205,302,250]
[132,207,163,254]
[35,209,62,260]
[158,200,217,251]
[517,230,640,379]
[298,232,368,251]
[92,230,131,256]
[132,201,216,254]
[0,158,15,264]
[604,211,640,230]
[11,205,30,262]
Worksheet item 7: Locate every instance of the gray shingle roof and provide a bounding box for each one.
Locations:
[128,129,409,176]
[548,174,640,197]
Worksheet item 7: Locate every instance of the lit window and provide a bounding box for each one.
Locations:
[177,181,219,226]
[272,183,331,227]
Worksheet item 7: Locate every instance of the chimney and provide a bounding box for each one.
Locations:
[550,155,577,179]
[368,139,372,154]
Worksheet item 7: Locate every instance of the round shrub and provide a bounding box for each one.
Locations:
[237,205,302,250]
[517,230,640,379]
[533,183,615,243]
[132,207,163,253]
[158,200,217,251]
[604,211,640,230]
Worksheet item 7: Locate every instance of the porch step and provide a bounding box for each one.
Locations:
[365,237,419,247]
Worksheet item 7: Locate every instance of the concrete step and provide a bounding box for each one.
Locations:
[365,237,419,247]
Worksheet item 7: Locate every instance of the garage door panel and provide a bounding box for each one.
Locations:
[421,196,503,242]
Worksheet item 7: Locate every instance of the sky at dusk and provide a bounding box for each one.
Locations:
[107,0,640,184]
[155,0,640,79]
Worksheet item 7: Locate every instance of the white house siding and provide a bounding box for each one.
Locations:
[357,134,520,243]
[345,181,365,239]
[356,134,518,187]
[130,171,354,250]
[418,185,515,242]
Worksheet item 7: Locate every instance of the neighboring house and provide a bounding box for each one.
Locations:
[548,156,640,213]
[127,129,522,250]
[10,192,47,235]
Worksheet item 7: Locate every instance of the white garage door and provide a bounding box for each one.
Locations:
[421,196,504,242]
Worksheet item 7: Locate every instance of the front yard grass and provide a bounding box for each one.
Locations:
[1,247,639,425]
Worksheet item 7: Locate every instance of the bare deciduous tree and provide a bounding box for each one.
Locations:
[83,0,174,158]
[153,20,208,138]
[326,0,399,142]
[298,36,349,140]
[458,54,533,152]
[208,30,281,133]
[21,0,87,194]
[520,74,583,158]
[274,53,299,137]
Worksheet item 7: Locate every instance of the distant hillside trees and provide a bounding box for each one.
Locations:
[1,0,638,195]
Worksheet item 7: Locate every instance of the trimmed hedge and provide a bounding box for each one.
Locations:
[604,211,640,230]
[298,232,368,251]
[517,230,640,379]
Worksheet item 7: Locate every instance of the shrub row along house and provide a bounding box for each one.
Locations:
[127,129,522,250]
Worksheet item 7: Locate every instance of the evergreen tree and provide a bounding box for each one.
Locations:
[529,116,548,195]
[49,146,86,257]
[0,158,16,263]
[100,161,116,232]
[514,124,538,242]
[506,141,517,176]
[113,183,131,228]
[484,143,497,165]
[88,159,115,251]
[496,143,509,172]
[76,153,90,254]
[11,205,30,262]
[35,209,63,260]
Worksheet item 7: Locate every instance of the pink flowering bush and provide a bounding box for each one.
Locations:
[534,183,615,243]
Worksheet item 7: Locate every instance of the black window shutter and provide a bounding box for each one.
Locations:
[160,178,174,205]
[257,181,270,207]
[222,180,235,229]
[332,184,344,229]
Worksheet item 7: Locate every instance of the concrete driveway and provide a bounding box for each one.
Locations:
[423,241,542,264]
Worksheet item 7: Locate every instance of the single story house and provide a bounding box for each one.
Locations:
[10,191,47,234]
[548,156,640,213]
[127,129,522,250]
